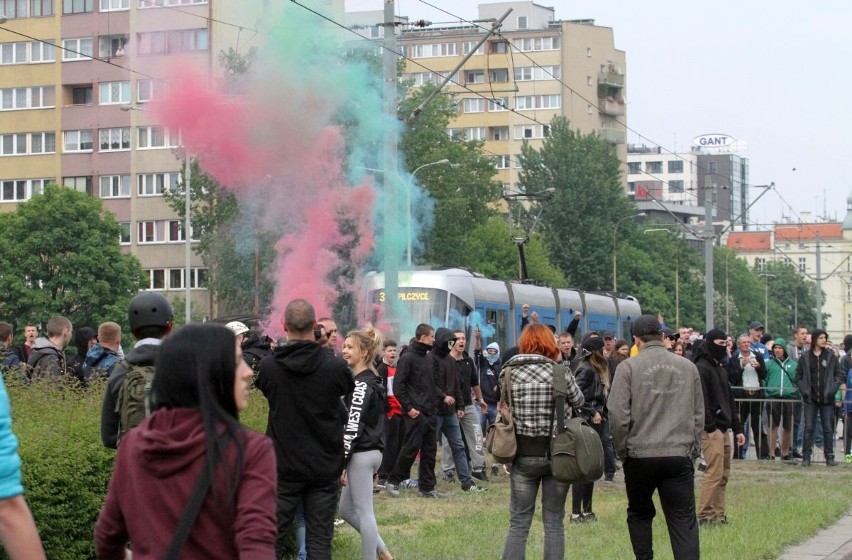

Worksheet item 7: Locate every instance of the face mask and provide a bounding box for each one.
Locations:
[486,351,500,365]
[707,342,727,361]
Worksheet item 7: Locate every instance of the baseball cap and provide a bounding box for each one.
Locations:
[225,321,249,336]
[748,321,764,330]
[633,315,662,336]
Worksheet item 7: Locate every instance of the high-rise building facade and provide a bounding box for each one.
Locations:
[0,0,260,319]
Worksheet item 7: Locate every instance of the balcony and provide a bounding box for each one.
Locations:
[598,97,625,116]
[600,128,625,144]
[598,70,624,88]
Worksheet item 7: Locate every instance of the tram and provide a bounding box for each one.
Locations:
[362,267,642,350]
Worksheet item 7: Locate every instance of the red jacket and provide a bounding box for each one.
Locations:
[95,408,277,560]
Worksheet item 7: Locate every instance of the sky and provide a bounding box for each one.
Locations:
[345,0,852,229]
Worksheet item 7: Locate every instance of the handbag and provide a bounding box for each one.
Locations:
[485,366,517,464]
[549,364,604,484]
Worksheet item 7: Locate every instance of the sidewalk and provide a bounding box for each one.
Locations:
[778,510,852,560]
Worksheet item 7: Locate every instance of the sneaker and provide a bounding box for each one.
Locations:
[781,454,793,461]
[463,483,488,492]
[826,458,838,467]
[792,449,803,459]
[846,454,852,463]
[442,470,455,483]
[419,490,443,498]
[491,464,500,477]
[582,512,597,522]
[333,518,345,527]
[570,514,585,523]
[376,478,387,489]
[402,478,419,489]
[385,483,400,498]
[472,469,490,482]
[803,458,812,467]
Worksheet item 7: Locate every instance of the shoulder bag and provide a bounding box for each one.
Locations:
[485,366,517,464]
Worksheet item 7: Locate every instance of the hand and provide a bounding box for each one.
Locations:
[407,408,420,419]
[339,469,348,487]
[530,311,539,324]
[735,433,746,446]
[457,410,464,419]
[444,395,455,405]
[521,303,530,317]
[474,328,481,340]
[574,311,582,320]
[498,401,509,416]
[479,400,488,413]
[592,412,601,425]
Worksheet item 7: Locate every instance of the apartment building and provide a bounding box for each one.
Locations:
[348,1,627,195]
[0,0,260,318]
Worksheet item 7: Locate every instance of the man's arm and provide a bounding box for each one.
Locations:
[0,495,45,560]
[100,368,125,449]
[566,311,581,337]
[606,362,630,459]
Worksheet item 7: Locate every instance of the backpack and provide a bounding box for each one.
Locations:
[549,363,604,484]
[115,362,156,444]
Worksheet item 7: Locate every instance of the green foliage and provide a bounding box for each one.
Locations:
[519,117,635,290]
[0,185,145,331]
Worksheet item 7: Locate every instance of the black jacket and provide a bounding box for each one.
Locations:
[431,351,464,415]
[257,339,354,481]
[100,343,160,449]
[573,360,607,421]
[241,333,272,373]
[694,342,742,434]
[796,349,844,405]
[474,349,500,405]
[343,371,388,463]
[453,354,478,406]
[393,341,436,415]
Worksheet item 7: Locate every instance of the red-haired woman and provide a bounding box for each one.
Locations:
[500,324,585,560]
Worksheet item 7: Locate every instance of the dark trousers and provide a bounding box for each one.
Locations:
[275,478,339,560]
[388,413,437,492]
[623,456,699,560]
[803,402,837,460]
[735,398,769,458]
[378,413,405,480]
[602,420,617,479]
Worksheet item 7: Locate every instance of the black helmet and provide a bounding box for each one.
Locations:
[128,292,173,331]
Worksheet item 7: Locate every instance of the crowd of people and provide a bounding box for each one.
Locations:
[0,296,850,559]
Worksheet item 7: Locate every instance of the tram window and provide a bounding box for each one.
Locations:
[483,308,510,352]
[448,295,471,330]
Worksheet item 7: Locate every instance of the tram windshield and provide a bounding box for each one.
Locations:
[368,288,448,327]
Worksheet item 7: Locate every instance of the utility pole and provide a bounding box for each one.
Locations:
[382,0,400,328]
[815,232,823,329]
[704,174,715,331]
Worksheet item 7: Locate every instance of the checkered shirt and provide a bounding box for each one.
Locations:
[499,354,584,437]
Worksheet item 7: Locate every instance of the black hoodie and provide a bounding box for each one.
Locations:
[393,340,436,415]
[256,339,354,481]
[693,340,742,434]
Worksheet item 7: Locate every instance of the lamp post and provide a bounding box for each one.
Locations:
[724,246,739,335]
[406,159,450,266]
[612,213,646,292]
[759,272,776,331]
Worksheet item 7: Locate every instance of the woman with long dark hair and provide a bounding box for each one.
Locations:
[500,324,584,560]
[570,337,610,522]
[339,325,395,560]
[95,324,277,559]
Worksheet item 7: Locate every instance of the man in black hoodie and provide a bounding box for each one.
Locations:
[694,329,745,526]
[257,299,355,560]
[386,323,439,498]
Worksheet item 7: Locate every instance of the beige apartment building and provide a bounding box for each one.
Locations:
[0,0,262,319]
[350,1,627,195]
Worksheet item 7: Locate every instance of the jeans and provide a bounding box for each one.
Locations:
[501,455,570,560]
[276,478,339,560]
[480,402,497,435]
[295,500,306,560]
[623,456,699,560]
[436,412,473,487]
[803,402,836,460]
[442,404,485,473]
[388,413,437,492]
[793,400,803,451]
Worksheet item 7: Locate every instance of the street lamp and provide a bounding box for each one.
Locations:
[122,104,192,324]
[612,213,646,292]
[406,159,450,266]
[724,242,741,335]
[759,272,776,331]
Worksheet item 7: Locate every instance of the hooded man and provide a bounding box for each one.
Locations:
[694,328,745,526]
[474,333,501,440]
[765,338,799,460]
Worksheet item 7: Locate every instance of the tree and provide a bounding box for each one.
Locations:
[519,117,636,290]
[0,185,144,330]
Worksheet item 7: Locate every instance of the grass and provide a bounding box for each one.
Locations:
[6,384,852,559]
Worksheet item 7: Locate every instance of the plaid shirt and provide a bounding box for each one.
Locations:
[499,354,584,437]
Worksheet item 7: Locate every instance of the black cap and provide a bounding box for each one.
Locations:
[582,337,605,353]
[601,330,614,340]
[661,327,675,338]
[633,315,661,336]
[748,321,764,330]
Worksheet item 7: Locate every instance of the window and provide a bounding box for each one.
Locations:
[30,131,56,154]
[627,162,641,174]
[63,129,93,152]
[137,126,180,149]
[167,221,185,242]
[119,222,131,244]
[587,104,593,114]
[31,0,53,16]
[98,127,130,151]
[489,69,509,83]
[587,75,592,86]
[490,126,509,141]
[138,0,207,7]
[99,174,130,198]
[138,172,179,195]
[62,37,93,61]
[1,42,28,65]
[71,85,93,105]
[847,284,852,303]
[406,72,436,87]
[516,36,560,52]
[63,0,93,12]
[138,221,158,243]
[848,313,852,331]
[0,0,27,18]
[514,66,561,81]
[1,178,47,202]
[464,128,486,141]
[462,98,485,113]
[495,155,510,169]
[645,161,663,174]
[137,79,167,102]
[31,40,55,62]
[668,160,684,173]
[1,133,26,156]
[146,269,165,290]
[191,268,208,289]
[465,70,484,84]
[586,47,592,57]
[98,34,128,58]
[515,95,561,110]
[708,161,718,174]
[627,182,635,194]
[0,86,55,110]
[169,269,184,289]
[669,180,684,193]
[517,16,527,29]
[99,81,130,105]
[136,29,208,55]
[798,257,807,273]
[755,257,766,271]
[462,41,484,55]
[63,176,93,195]
[491,41,508,54]
[100,0,128,11]
[488,97,509,112]
[514,125,550,140]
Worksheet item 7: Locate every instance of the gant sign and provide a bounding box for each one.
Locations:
[692,134,736,148]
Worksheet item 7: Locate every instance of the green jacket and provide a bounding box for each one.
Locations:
[765,338,800,399]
